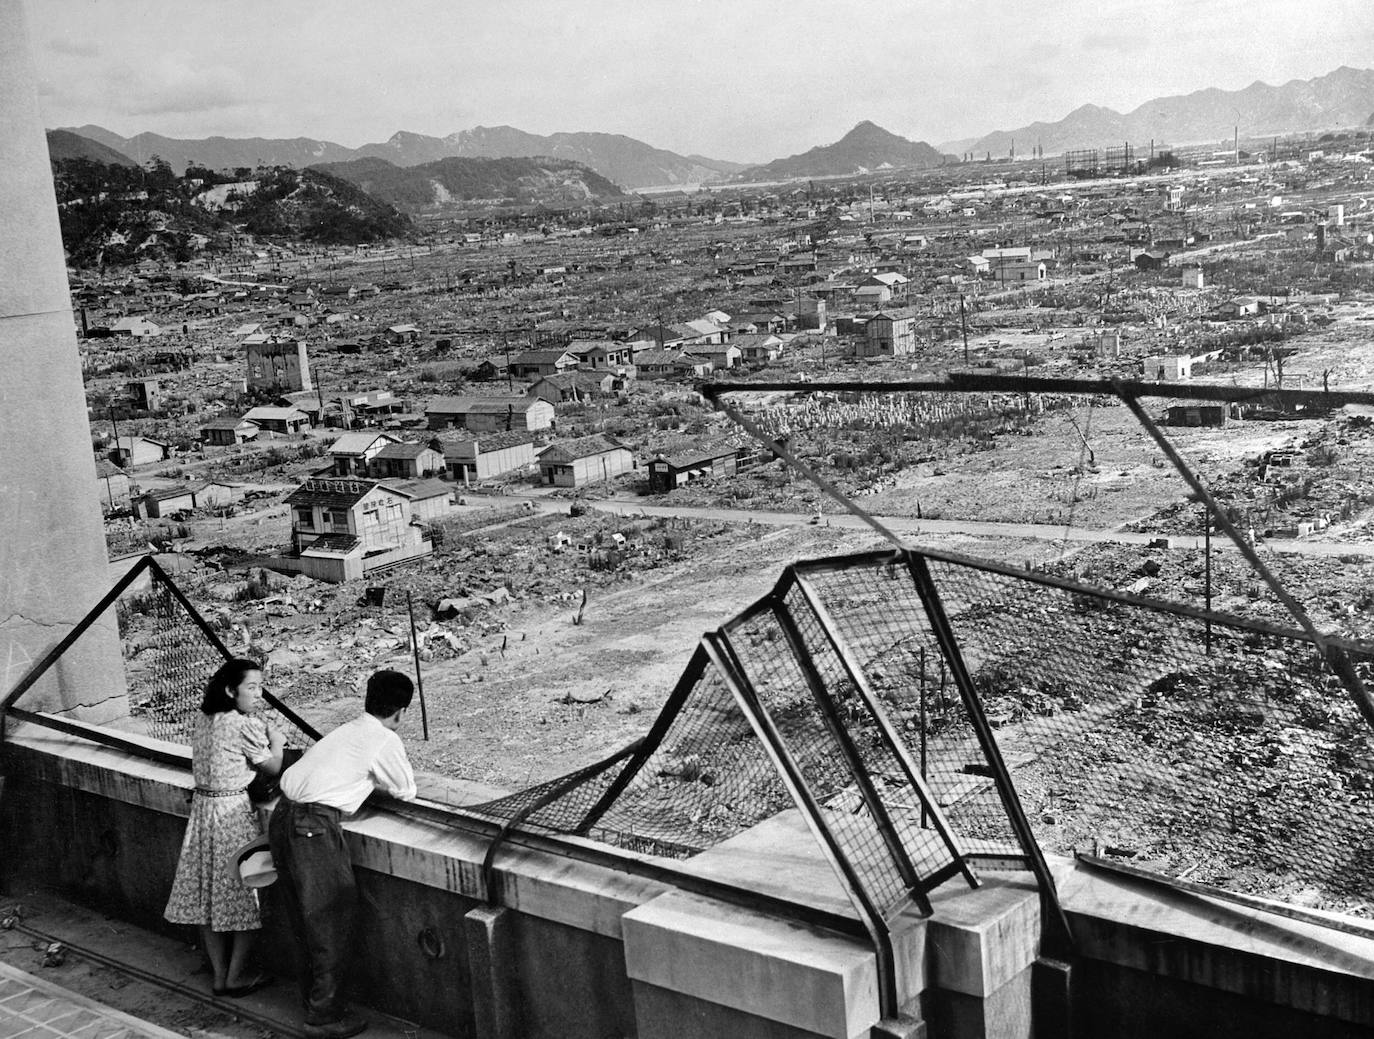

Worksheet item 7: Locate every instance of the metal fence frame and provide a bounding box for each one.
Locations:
[0,554,322,743]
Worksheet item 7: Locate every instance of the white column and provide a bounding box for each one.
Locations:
[0,0,127,720]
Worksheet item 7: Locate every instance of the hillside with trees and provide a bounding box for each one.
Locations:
[313,154,631,212]
[50,155,411,267]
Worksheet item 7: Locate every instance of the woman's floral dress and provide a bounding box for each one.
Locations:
[164,710,271,930]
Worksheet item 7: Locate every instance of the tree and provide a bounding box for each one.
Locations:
[143,155,176,193]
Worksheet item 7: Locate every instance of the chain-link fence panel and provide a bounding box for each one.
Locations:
[779,578,967,893]
[7,559,317,754]
[923,552,1374,914]
[116,574,228,744]
[463,647,793,859]
[722,598,917,916]
[797,556,1024,854]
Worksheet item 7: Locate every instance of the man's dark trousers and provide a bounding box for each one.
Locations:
[269,797,356,1025]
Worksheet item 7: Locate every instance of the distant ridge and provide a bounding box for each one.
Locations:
[58,124,742,191]
[45,129,136,166]
[955,66,1374,156]
[738,121,946,181]
[314,155,632,209]
[371,126,744,189]
[59,125,356,172]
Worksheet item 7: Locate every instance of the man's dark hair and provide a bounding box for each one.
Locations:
[365,669,414,718]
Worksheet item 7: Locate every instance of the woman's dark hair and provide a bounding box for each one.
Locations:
[201,657,262,715]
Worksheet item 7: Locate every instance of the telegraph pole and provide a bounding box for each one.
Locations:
[959,293,970,365]
[404,591,430,740]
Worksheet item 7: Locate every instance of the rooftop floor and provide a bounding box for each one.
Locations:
[0,890,449,1039]
[0,960,182,1039]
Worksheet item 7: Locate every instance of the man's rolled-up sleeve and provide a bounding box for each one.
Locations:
[371,734,417,801]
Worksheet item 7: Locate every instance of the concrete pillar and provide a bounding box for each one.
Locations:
[925,876,1042,1039]
[0,0,127,721]
[463,905,519,1039]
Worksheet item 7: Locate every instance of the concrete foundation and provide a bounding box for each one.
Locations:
[0,0,126,721]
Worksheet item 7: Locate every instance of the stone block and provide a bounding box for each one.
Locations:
[623,889,881,1038]
[927,874,1040,997]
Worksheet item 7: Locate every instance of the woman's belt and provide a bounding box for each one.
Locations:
[193,787,245,797]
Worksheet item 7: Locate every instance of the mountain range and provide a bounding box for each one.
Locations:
[313,155,631,210]
[736,121,946,180]
[952,66,1374,157]
[54,65,1374,196]
[60,123,742,191]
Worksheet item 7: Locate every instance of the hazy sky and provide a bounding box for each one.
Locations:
[26,0,1374,163]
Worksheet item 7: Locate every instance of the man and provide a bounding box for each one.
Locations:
[268,670,418,1039]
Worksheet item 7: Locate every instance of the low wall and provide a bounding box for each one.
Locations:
[2,721,1371,1039]
[0,723,902,1039]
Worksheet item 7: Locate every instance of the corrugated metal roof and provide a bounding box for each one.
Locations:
[200,413,254,430]
[328,432,395,455]
[426,395,535,414]
[286,478,386,508]
[653,444,737,469]
[381,477,451,501]
[244,406,309,421]
[538,434,629,464]
[302,535,361,555]
[374,442,435,460]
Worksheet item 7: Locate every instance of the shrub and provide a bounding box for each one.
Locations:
[1306,445,1342,467]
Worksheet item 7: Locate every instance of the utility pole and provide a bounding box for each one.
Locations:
[404,591,430,740]
[1204,508,1213,654]
[503,329,513,392]
[959,293,970,364]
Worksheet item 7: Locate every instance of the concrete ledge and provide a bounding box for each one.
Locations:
[3,724,191,816]
[4,723,664,940]
[926,872,1040,997]
[1057,858,1374,1025]
[622,889,881,1039]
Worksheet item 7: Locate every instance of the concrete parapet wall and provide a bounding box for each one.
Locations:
[4,722,1372,1039]
[0,724,879,1038]
[1056,861,1374,1037]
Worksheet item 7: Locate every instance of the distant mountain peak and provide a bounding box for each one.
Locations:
[957,65,1374,157]
[838,121,905,143]
[740,121,944,181]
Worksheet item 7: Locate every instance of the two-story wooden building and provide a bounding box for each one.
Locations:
[283,477,435,582]
[858,309,918,358]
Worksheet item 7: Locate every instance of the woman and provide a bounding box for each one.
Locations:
[164,657,285,997]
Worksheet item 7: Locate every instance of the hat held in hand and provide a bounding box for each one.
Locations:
[230,834,277,889]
